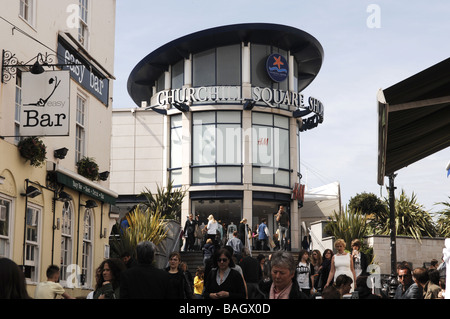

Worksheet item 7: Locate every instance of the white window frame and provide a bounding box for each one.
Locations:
[14,72,22,144]
[81,208,93,288]
[24,204,41,283]
[19,0,36,27]
[0,196,14,259]
[60,201,74,284]
[75,94,87,164]
[78,0,90,49]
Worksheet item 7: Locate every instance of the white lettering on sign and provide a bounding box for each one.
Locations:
[154,86,323,119]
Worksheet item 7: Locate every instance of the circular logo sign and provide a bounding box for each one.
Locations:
[266,53,289,82]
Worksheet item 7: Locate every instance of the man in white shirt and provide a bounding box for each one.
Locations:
[34,265,74,299]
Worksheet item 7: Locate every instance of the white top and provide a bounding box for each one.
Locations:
[207,220,218,235]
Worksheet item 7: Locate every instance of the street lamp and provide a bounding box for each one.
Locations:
[387,173,398,298]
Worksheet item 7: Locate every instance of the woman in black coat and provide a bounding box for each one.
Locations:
[317,249,333,292]
[203,248,246,299]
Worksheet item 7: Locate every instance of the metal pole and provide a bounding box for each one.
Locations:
[388,173,398,298]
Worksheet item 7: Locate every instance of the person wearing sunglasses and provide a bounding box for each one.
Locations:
[203,248,246,299]
[394,264,422,299]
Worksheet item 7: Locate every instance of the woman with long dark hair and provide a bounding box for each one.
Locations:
[0,258,31,299]
[317,248,333,292]
[92,258,126,299]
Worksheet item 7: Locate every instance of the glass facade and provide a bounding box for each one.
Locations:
[192,44,241,87]
[192,111,242,184]
[252,112,290,187]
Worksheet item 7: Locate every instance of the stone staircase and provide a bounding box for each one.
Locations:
[180,250,300,278]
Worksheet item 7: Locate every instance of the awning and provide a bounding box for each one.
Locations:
[377,57,450,185]
[47,163,118,204]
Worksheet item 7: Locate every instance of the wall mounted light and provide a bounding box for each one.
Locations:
[54,147,69,159]
[98,171,110,181]
[173,102,189,112]
[82,199,98,209]
[243,99,256,111]
[56,191,72,202]
[21,185,42,198]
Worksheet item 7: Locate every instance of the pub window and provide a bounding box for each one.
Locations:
[0,197,12,258]
[78,0,89,49]
[60,201,73,282]
[252,112,290,187]
[14,71,22,144]
[19,0,35,27]
[82,208,93,287]
[75,94,86,164]
[24,205,41,282]
[192,111,242,185]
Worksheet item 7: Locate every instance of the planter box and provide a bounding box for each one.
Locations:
[154,219,182,269]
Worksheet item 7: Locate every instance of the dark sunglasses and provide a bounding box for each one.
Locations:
[218,258,229,263]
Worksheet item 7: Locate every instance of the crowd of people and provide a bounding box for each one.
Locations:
[182,205,291,254]
[1,235,446,299]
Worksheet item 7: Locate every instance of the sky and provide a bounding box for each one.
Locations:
[112,0,450,214]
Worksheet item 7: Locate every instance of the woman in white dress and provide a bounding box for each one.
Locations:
[324,239,356,292]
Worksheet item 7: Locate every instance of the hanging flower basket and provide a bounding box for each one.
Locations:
[76,156,99,181]
[18,136,47,167]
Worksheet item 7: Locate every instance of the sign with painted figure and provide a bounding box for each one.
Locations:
[20,70,70,136]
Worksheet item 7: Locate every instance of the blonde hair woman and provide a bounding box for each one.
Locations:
[206,214,218,244]
[324,239,356,292]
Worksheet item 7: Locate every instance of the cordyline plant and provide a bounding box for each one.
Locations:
[111,204,169,259]
[139,180,187,222]
[324,206,369,252]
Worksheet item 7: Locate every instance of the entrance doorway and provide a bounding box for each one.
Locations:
[191,199,242,241]
[252,200,290,250]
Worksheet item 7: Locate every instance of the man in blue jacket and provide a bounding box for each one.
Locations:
[258,218,269,251]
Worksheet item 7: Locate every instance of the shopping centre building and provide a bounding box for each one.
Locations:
[111,23,325,250]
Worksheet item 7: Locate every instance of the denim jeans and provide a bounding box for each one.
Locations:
[278,226,288,250]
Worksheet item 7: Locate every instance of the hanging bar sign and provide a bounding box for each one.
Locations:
[20,70,70,136]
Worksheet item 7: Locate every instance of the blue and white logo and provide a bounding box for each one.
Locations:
[266,53,288,82]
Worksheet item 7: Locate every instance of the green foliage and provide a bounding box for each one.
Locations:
[348,192,386,216]
[76,156,99,181]
[139,180,187,221]
[435,197,450,237]
[18,136,47,167]
[110,204,168,259]
[324,207,369,251]
[370,190,436,242]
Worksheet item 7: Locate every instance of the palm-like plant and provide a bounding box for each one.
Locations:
[324,206,369,251]
[139,180,187,221]
[110,204,169,259]
[371,190,436,241]
[435,197,450,237]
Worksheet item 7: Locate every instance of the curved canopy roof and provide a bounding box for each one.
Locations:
[127,23,324,107]
[377,57,450,185]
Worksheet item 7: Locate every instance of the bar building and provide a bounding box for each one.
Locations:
[0,0,116,297]
[111,23,325,251]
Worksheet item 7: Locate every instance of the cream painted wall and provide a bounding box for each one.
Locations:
[0,0,116,298]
